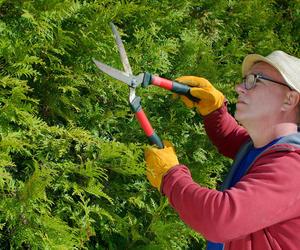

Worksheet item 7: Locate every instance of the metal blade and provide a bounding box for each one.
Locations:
[93,59,132,84]
[110,22,133,75]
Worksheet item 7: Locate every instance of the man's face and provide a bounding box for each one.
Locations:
[234,62,290,127]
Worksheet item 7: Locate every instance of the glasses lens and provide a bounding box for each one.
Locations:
[244,74,255,89]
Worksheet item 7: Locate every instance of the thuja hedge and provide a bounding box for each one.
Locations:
[0,0,298,249]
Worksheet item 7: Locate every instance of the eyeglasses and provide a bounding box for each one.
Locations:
[242,73,291,90]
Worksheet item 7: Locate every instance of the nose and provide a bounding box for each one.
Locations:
[235,83,247,94]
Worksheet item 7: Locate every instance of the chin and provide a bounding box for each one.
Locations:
[234,111,240,120]
[234,111,245,125]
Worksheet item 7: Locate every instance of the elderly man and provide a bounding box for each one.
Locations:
[145,51,300,250]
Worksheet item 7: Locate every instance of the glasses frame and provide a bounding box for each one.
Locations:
[242,73,292,90]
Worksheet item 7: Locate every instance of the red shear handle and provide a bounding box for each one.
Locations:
[151,76,173,90]
[149,75,200,102]
[130,96,164,148]
[135,109,164,149]
[135,109,154,137]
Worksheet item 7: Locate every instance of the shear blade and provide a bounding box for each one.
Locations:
[93,59,143,88]
[110,22,133,75]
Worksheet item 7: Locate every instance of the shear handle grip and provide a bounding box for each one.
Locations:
[143,73,200,102]
[135,109,164,149]
[130,96,164,149]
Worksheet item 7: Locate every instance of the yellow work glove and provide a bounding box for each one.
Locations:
[175,76,225,116]
[145,141,179,191]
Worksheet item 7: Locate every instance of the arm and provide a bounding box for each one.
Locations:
[162,150,300,242]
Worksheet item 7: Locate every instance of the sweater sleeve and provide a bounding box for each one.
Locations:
[203,104,250,159]
[162,150,300,242]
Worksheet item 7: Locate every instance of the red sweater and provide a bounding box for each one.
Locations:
[162,105,300,250]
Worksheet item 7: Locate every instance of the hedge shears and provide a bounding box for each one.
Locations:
[93,23,199,149]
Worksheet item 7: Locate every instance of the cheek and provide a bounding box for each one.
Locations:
[235,92,276,118]
[255,90,285,113]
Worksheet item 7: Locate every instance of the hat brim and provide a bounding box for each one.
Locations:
[242,54,275,77]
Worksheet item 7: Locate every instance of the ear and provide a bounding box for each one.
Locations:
[282,91,300,111]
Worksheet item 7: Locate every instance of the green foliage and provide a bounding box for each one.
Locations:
[0,0,299,249]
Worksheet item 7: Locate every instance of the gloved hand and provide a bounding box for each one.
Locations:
[175,76,225,116]
[145,141,179,191]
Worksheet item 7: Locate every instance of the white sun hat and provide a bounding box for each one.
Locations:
[242,50,300,93]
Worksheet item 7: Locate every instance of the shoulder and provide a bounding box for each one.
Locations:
[273,133,300,151]
[248,149,300,180]
[245,136,300,177]
[256,133,300,162]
